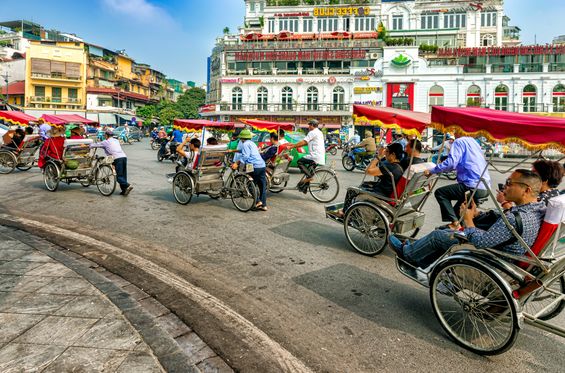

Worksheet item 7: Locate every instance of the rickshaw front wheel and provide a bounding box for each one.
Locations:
[0,151,17,174]
[344,202,389,256]
[43,162,60,192]
[309,169,339,203]
[173,172,194,205]
[430,259,519,355]
[16,160,34,172]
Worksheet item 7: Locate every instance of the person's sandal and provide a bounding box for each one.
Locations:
[257,206,268,211]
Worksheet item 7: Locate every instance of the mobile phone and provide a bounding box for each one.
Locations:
[465,191,472,203]
[498,183,504,191]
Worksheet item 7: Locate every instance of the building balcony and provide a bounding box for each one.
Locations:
[490,64,514,73]
[222,39,378,51]
[549,63,565,72]
[29,96,82,105]
[519,63,543,73]
[216,102,351,115]
[30,72,82,82]
[463,64,487,74]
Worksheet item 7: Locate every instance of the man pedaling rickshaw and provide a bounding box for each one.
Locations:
[350,130,377,164]
[287,119,325,194]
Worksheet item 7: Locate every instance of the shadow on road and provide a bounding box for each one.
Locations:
[270,220,351,252]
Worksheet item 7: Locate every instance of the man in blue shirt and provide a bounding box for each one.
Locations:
[424,136,491,230]
[231,129,268,211]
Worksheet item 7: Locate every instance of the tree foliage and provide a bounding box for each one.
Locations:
[136,87,206,125]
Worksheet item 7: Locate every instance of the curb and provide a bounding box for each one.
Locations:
[1,225,233,373]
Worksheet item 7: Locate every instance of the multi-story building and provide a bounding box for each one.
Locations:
[204,0,561,127]
[24,40,87,115]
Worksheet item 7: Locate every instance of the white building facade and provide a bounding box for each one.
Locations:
[202,0,565,126]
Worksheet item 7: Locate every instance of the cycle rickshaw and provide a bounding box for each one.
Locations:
[0,111,42,174]
[326,105,438,255]
[170,119,259,212]
[240,119,340,203]
[331,105,565,355]
[43,138,116,196]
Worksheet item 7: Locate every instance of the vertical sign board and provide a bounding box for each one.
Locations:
[387,83,414,111]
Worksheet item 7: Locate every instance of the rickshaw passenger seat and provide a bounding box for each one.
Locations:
[389,162,436,204]
[519,194,565,269]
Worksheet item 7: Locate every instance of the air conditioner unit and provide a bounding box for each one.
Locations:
[222,116,230,122]
[367,53,380,60]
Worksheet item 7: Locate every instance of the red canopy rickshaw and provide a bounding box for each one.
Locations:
[40,114,98,127]
[238,118,295,133]
[173,119,235,132]
[0,111,38,126]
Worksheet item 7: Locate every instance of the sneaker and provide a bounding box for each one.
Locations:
[123,185,133,196]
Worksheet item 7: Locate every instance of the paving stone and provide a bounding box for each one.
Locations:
[25,262,80,278]
[73,317,142,351]
[0,343,65,373]
[116,350,165,373]
[197,356,235,373]
[0,275,57,293]
[12,251,56,263]
[0,261,44,275]
[42,346,129,373]
[138,297,170,318]
[175,332,217,365]
[0,241,33,251]
[14,315,99,346]
[0,313,45,342]
[0,293,75,314]
[53,295,117,318]
[0,249,32,261]
[36,277,94,296]
[122,284,150,301]
[156,313,192,338]
[104,273,131,288]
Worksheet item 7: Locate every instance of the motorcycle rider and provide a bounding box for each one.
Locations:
[351,130,376,165]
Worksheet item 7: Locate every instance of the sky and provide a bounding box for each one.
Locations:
[1,0,563,84]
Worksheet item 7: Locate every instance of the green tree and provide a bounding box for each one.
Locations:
[223,27,230,35]
[136,104,157,121]
[158,104,182,126]
[176,87,206,119]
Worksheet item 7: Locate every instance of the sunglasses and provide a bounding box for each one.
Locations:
[505,179,531,188]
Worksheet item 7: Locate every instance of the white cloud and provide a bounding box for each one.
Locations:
[102,0,174,23]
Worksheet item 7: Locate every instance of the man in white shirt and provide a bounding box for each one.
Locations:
[288,119,325,193]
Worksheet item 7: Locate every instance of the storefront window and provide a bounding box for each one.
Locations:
[494,84,509,111]
[333,86,345,110]
[553,84,565,112]
[429,85,444,109]
[467,85,481,107]
[306,86,319,111]
[281,86,293,110]
[522,84,537,112]
[232,87,242,110]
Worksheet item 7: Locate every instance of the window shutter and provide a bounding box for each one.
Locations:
[65,62,81,78]
[31,58,51,74]
[51,61,65,74]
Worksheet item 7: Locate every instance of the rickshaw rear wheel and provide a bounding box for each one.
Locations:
[0,151,17,174]
[231,174,258,212]
[344,202,389,256]
[430,259,519,355]
[173,172,194,205]
[309,169,339,203]
[342,156,355,172]
[96,165,116,196]
[523,275,565,321]
[43,162,60,192]
[16,160,34,171]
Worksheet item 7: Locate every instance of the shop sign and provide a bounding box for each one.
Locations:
[296,78,304,83]
[274,12,310,17]
[198,104,216,113]
[391,54,412,67]
[355,76,371,81]
[243,79,262,84]
[353,68,384,78]
[314,7,370,17]
[328,76,337,85]
[354,100,383,106]
[354,87,383,94]
[220,78,242,84]
[437,45,565,58]
[235,50,367,62]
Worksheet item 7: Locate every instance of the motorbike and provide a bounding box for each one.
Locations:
[157,138,179,163]
[342,148,372,172]
[325,143,338,156]
[150,132,160,150]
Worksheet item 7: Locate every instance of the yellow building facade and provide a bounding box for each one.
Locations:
[25,40,87,111]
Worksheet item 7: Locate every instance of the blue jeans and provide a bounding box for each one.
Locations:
[113,157,129,192]
[251,167,267,206]
[401,230,459,268]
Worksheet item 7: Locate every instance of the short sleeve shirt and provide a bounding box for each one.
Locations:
[374,161,403,196]
[303,128,325,165]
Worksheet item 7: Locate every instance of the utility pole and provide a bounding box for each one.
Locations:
[2,70,9,105]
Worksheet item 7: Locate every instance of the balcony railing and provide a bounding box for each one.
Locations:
[29,96,82,104]
[222,39,378,51]
[549,63,565,72]
[463,64,487,73]
[519,63,543,73]
[31,72,81,81]
[490,64,514,73]
[218,102,351,113]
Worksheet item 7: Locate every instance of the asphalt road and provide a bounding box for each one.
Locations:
[0,139,563,373]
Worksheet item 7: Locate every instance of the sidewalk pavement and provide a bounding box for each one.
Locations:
[0,225,233,373]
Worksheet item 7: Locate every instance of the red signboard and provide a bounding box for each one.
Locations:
[437,45,565,58]
[234,50,367,61]
[198,104,216,113]
[387,83,415,111]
